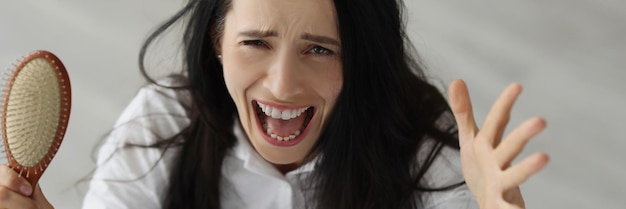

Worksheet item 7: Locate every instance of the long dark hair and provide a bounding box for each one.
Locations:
[138,0,462,208]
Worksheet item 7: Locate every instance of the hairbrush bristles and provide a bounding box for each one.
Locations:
[1,50,71,186]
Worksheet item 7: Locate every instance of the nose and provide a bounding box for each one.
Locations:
[263,51,305,101]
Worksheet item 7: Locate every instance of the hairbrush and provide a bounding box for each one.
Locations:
[1,50,71,187]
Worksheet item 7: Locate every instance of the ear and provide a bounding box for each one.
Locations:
[212,23,224,53]
[214,40,222,56]
[212,36,223,64]
[210,19,224,61]
[215,43,222,62]
[214,45,222,57]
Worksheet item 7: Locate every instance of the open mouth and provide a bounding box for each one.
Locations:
[253,100,315,144]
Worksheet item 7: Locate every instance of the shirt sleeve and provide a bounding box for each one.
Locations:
[82,78,190,209]
[418,143,479,209]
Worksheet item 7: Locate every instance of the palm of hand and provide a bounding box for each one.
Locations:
[448,80,549,209]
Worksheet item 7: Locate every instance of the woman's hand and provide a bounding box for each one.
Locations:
[448,80,549,209]
[0,165,53,209]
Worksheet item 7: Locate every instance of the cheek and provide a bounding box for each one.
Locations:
[317,63,343,106]
[221,66,242,99]
[221,55,269,125]
[222,58,260,95]
[222,47,270,94]
[222,61,255,111]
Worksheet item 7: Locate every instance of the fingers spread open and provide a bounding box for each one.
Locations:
[0,165,33,196]
[494,117,547,168]
[480,83,522,146]
[448,79,479,146]
[501,152,550,190]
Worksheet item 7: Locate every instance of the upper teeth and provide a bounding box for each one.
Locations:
[257,103,310,120]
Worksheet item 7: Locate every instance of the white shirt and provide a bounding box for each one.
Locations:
[82,76,478,209]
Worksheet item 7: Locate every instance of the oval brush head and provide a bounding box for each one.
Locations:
[1,50,71,187]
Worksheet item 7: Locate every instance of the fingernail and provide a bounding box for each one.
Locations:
[20,185,32,196]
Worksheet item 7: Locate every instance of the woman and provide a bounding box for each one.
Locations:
[0,0,549,208]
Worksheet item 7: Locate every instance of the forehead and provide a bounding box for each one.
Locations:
[226,0,339,37]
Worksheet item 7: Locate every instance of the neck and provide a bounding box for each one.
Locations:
[273,163,301,174]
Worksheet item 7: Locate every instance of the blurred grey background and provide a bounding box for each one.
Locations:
[1,0,624,208]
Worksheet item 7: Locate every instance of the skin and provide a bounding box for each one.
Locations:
[0,1,549,208]
[0,165,53,209]
[218,0,343,172]
[448,80,550,209]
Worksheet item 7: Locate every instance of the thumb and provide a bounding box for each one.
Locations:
[31,184,54,209]
[448,79,478,145]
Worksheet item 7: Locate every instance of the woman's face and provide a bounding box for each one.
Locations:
[219,0,342,168]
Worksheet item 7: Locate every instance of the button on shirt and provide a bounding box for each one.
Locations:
[82,76,478,209]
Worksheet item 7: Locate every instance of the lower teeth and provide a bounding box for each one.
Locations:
[266,127,301,141]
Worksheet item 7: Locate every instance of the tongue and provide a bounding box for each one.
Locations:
[265,113,306,136]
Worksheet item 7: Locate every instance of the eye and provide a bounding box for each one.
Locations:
[242,40,268,48]
[308,46,334,55]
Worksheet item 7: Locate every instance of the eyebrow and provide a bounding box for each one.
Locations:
[238,30,278,38]
[301,33,341,47]
[238,30,341,47]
